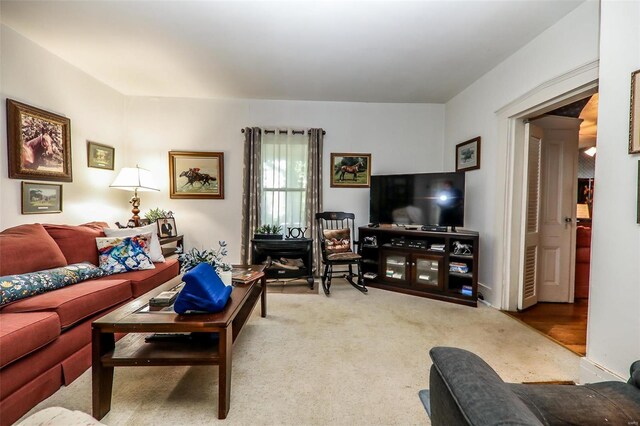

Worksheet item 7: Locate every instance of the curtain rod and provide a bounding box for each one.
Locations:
[241,128,326,135]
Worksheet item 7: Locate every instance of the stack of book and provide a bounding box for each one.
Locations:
[461,285,473,296]
[449,262,469,274]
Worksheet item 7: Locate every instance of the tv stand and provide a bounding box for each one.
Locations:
[358,226,479,307]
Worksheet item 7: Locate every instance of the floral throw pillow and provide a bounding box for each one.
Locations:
[323,228,352,254]
[96,233,155,274]
[0,262,106,306]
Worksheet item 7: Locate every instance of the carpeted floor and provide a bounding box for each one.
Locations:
[20,281,580,425]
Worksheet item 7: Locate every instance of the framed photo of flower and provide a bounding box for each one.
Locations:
[455,137,481,172]
[169,151,224,199]
[7,99,72,182]
[21,181,63,214]
[330,153,371,188]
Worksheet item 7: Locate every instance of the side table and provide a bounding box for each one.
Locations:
[159,234,184,257]
[251,238,314,288]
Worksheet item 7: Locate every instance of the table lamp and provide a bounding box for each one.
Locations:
[110,166,159,226]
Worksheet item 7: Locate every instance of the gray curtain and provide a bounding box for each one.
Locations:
[306,128,324,274]
[241,127,262,265]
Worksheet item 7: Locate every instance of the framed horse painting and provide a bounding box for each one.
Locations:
[6,99,72,182]
[169,151,224,199]
[330,153,371,188]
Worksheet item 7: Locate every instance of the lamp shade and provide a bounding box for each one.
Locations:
[110,166,159,192]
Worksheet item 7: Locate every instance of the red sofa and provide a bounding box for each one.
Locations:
[0,222,179,425]
[575,225,591,299]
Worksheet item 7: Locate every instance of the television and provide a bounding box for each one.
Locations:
[369,172,465,227]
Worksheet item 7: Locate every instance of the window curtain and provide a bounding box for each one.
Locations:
[240,127,262,265]
[306,128,324,274]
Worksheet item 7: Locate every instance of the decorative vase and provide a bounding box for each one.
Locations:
[219,270,233,286]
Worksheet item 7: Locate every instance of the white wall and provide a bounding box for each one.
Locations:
[123,97,445,261]
[585,0,640,379]
[444,1,600,304]
[0,25,128,229]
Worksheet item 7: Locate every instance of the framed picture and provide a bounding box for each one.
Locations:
[21,181,63,214]
[169,151,224,199]
[630,69,640,154]
[455,137,481,172]
[330,153,371,188]
[157,217,177,238]
[87,141,115,170]
[7,99,72,182]
[637,161,640,224]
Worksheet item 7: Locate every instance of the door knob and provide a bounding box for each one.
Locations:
[564,217,573,223]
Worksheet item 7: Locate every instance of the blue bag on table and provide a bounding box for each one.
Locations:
[174,263,232,314]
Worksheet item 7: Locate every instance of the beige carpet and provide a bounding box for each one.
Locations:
[20,282,580,425]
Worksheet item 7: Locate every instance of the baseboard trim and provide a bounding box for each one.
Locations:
[579,358,626,384]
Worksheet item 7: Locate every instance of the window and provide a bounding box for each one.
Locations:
[261,131,308,229]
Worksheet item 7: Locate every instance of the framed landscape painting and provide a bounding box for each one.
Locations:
[630,69,640,154]
[169,151,224,199]
[7,99,72,182]
[87,141,115,170]
[455,137,481,172]
[21,182,63,214]
[330,153,371,188]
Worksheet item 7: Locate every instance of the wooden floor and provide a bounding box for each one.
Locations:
[504,299,588,356]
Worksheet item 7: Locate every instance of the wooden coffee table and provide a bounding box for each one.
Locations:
[92,265,266,420]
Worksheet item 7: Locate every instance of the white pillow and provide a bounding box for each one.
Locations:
[103,223,165,262]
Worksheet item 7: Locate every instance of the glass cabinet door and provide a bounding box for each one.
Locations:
[413,255,444,290]
[382,251,409,282]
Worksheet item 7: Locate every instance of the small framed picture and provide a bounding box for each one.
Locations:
[7,99,72,182]
[87,141,115,170]
[456,137,481,172]
[630,69,640,154]
[330,153,372,188]
[157,217,177,238]
[21,181,63,214]
[169,151,224,199]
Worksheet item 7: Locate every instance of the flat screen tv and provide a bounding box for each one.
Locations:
[369,172,465,227]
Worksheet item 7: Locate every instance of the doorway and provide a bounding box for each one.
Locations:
[509,94,598,356]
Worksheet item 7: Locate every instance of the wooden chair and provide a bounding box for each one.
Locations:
[315,211,368,295]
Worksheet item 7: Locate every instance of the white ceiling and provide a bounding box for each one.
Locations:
[0,1,584,103]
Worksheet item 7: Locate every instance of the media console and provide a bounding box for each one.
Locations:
[358,226,479,307]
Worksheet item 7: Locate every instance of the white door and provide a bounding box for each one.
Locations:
[519,122,543,310]
[535,116,580,302]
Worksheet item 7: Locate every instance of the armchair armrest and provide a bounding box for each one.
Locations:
[428,347,543,425]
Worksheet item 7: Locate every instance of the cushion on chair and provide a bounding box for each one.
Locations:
[0,224,68,276]
[327,252,361,261]
[323,228,351,254]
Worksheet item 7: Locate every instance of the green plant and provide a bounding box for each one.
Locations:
[178,241,232,274]
[144,208,170,223]
[255,224,283,234]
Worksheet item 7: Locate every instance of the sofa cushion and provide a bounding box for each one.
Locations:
[44,222,109,265]
[103,224,165,263]
[0,263,106,306]
[96,258,179,297]
[96,234,155,274]
[0,312,60,368]
[2,279,132,328]
[0,224,67,276]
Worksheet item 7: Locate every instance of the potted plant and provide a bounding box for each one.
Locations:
[253,224,283,240]
[178,241,233,285]
[144,208,173,223]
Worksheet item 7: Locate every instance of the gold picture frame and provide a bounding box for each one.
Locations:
[629,69,640,154]
[169,151,224,199]
[330,153,371,188]
[7,99,72,182]
[21,181,63,214]
[87,141,115,170]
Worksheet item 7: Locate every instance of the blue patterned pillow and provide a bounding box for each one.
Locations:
[0,262,106,306]
[96,233,155,274]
